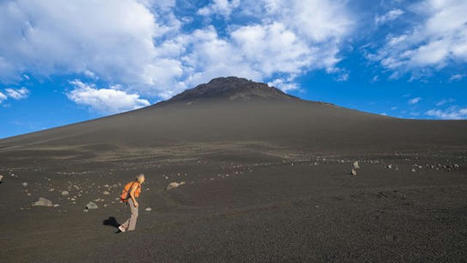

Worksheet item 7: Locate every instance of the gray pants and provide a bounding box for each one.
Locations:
[121,199,138,231]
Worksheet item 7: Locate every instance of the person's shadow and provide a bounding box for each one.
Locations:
[103,216,120,229]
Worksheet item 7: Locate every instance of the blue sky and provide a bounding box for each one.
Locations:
[1,0,466,139]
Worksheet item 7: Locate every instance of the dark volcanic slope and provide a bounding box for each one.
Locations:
[1,77,467,263]
[1,77,466,155]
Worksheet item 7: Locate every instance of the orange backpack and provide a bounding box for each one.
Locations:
[120,181,141,201]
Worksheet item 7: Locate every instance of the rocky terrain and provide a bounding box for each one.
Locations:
[1,77,467,262]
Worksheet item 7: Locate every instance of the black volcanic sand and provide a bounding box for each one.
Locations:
[1,98,467,262]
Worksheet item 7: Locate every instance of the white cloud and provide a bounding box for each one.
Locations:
[375,9,404,25]
[0,0,180,93]
[67,80,150,114]
[0,91,7,103]
[268,78,299,92]
[198,0,240,17]
[408,97,421,104]
[426,107,467,119]
[449,74,465,81]
[370,0,467,76]
[5,87,29,99]
[436,98,455,106]
[0,0,354,107]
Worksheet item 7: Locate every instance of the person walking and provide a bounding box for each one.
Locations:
[118,174,145,233]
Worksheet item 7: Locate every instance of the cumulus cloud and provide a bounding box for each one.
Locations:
[425,107,467,120]
[370,0,467,76]
[375,9,404,25]
[5,87,29,99]
[408,97,421,104]
[67,80,150,114]
[0,0,354,112]
[198,0,240,17]
[0,0,179,92]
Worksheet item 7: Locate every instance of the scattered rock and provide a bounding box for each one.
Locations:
[103,191,110,195]
[83,209,88,213]
[85,202,98,209]
[49,188,55,192]
[454,164,460,168]
[166,181,185,190]
[0,175,3,183]
[411,168,416,173]
[61,190,69,196]
[387,164,392,169]
[32,197,53,207]
[353,161,360,169]
[351,169,357,176]
[22,182,28,187]
[145,207,152,212]
[73,185,80,190]
[53,204,60,208]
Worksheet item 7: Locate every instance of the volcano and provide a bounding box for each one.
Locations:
[1,77,467,262]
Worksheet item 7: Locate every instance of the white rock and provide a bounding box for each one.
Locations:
[353,161,360,169]
[0,175,3,183]
[103,191,110,195]
[145,207,152,212]
[32,197,53,207]
[61,191,69,196]
[86,202,98,209]
[22,182,28,187]
[166,182,184,190]
[351,169,357,176]
[387,164,393,169]
[53,204,60,207]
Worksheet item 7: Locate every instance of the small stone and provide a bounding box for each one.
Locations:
[166,182,183,190]
[22,182,28,187]
[145,207,152,212]
[387,164,392,169]
[103,191,110,195]
[411,168,416,173]
[83,209,88,213]
[32,197,53,207]
[49,188,55,192]
[0,175,3,183]
[85,202,98,209]
[73,185,80,190]
[351,169,357,176]
[353,161,360,169]
[454,164,460,168]
[27,193,31,196]
[61,191,69,196]
[53,204,60,208]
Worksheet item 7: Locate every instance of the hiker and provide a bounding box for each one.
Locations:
[118,174,145,233]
